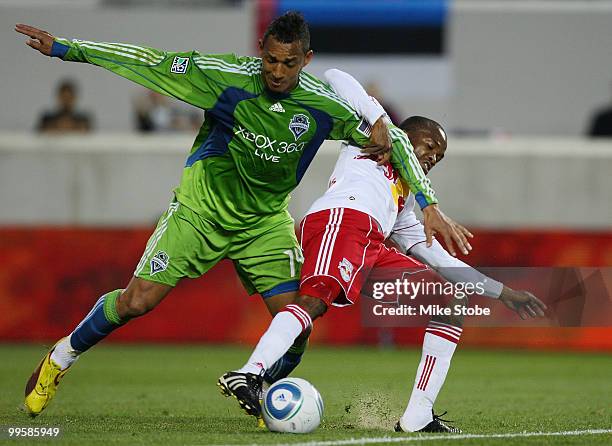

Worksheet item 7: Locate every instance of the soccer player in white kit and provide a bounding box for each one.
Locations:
[224,69,547,432]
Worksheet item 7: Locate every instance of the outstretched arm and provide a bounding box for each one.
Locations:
[390,211,547,319]
[15,24,246,110]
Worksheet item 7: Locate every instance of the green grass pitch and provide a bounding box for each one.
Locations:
[0,344,610,445]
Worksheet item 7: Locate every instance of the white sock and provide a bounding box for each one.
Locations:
[50,336,81,370]
[399,321,462,431]
[238,304,311,375]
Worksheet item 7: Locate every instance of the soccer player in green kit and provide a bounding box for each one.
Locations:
[15,12,471,417]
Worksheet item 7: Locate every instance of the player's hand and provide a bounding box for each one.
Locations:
[422,204,473,256]
[361,116,391,165]
[499,287,547,319]
[15,24,55,56]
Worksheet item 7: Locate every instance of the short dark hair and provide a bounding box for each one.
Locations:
[399,116,443,134]
[263,11,310,53]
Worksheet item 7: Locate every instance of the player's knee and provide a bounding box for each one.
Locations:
[295,295,328,321]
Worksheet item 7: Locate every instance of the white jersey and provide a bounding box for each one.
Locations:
[306,142,410,237]
[305,144,503,298]
[312,68,504,299]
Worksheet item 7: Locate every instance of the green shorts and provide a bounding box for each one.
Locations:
[134,200,302,297]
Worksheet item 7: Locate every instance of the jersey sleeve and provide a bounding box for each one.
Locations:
[408,242,503,299]
[324,69,386,125]
[389,211,503,299]
[387,126,437,208]
[51,38,257,110]
[344,118,436,210]
[389,206,426,252]
[315,70,437,208]
[298,71,366,141]
[338,116,437,210]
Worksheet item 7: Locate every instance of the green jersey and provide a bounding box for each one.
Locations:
[51,38,437,229]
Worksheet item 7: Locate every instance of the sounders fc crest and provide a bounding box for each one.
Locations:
[150,251,169,275]
[289,113,310,141]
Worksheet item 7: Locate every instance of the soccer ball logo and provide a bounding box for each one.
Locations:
[262,378,324,433]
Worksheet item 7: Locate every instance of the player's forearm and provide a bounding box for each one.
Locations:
[51,37,167,65]
[324,69,386,126]
[50,37,203,107]
[409,240,503,298]
[388,128,437,208]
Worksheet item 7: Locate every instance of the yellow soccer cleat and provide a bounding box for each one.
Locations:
[23,339,70,417]
[257,415,266,429]
[257,381,270,429]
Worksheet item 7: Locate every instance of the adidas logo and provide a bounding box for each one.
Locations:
[269,102,285,113]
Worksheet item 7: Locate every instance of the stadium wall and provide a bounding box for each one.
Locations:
[0,135,611,228]
[450,1,612,136]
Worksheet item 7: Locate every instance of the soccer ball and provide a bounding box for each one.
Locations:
[262,378,324,433]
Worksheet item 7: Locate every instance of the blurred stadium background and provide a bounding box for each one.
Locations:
[1,0,611,358]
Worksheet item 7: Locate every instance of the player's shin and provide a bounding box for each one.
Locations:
[51,289,125,369]
[239,304,312,375]
[399,320,462,431]
[263,335,309,384]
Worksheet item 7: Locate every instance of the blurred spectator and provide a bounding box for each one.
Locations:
[37,79,93,133]
[365,81,401,125]
[587,83,612,137]
[133,90,202,133]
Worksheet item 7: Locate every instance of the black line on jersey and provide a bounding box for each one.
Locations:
[393,223,421,231]
[407,240,428,253]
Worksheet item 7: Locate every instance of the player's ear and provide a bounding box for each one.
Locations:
[302,49,314,68]
[258,38,264,56]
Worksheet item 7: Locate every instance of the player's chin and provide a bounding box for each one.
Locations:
[265,79,287,93]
